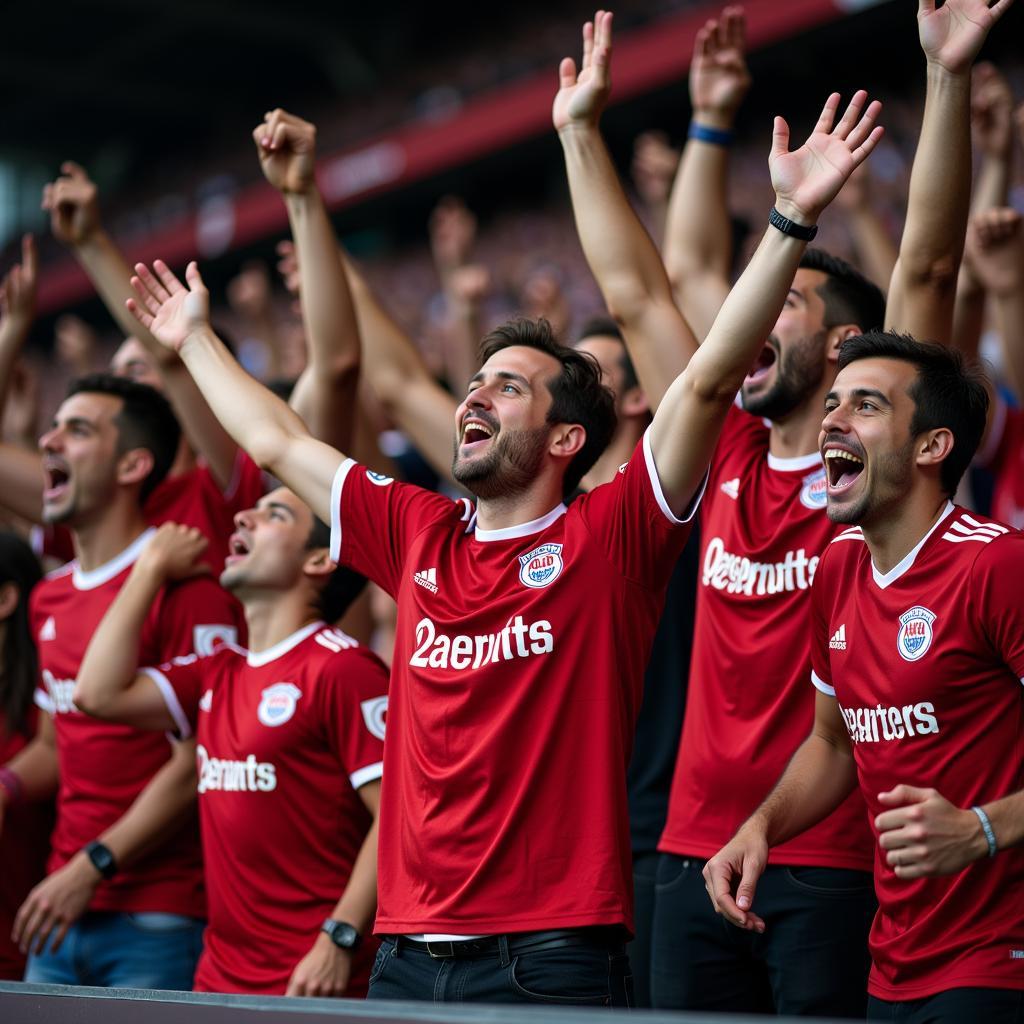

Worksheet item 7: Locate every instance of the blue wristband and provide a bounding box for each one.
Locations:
[971,806,997,858]
[688,122,734,147]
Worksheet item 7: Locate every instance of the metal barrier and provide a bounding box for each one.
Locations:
[0,982,848,1024]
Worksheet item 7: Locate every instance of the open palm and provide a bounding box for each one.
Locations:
[126,261,210,353]
[552,10,612,131]
[770,91,883,224]
[691,7,750,116]
[918,0,1014,76]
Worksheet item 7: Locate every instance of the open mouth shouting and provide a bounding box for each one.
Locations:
[823,442,865,497]
[744,341,778,388]
[226,532,252,566]
[42,459,71,505]
[459,415,497,454]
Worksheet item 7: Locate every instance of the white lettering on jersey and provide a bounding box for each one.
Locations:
[409,616,554,671]
[360,696,388,740]
[829,624,847,650]
[196,744,277,793]
[193,624,238,657]
[839,701,940,744]
[702,537,819,596]
[41,669,77,714]
[414,567,439,594]
[257,683,302,727]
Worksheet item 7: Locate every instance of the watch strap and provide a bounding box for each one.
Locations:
[769,206,818,242]
[321,918,361,950]
[85,840,118,880]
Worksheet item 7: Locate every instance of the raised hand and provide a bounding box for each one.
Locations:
[126,260,210,353]
[971,62,1014,157]
[136,523,210,582]
[552,10,613,132]
[0,235,38,332]
[429,197,478,276]
[966,207,1023,296]
[40,162,101,248]
[253,109,318,195]
[690,5,751,127]
[918,0,1014,76]
[769,90,884,226]
[631,131,680,206]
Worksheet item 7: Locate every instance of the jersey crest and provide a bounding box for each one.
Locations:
[518,543,564,589]
[360,696,388,741]
[799,467,828,510]
[366,471,394,487]
[257,682,302,727]
[897,606,935,662]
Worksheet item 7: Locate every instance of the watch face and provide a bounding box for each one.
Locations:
[324,920,359,949]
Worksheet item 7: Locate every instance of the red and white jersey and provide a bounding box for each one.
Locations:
[30,528,243,918]
[811,503,1024,1000]
[34,450,267,570]
[331,432,698,935]
[661,407,872,868]
[979,398,1024,530]
[143,622,387,995]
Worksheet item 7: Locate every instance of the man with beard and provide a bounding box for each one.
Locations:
[122,20,882,1001]
[557,0,1009,1014]
[705,332,1024,1023]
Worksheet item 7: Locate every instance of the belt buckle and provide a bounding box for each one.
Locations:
[426,940,455,959]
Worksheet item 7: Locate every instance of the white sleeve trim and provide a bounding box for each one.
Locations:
[350,761,383,790]
[140,667,194,740]
[34,687,55,714]
[976,395,1006,468]
[642,428,707,525]
[811,670,836,697]
[329,458,357,564]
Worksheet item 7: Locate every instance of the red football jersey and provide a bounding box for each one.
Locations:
[660,407,872,868]
[34,450,267,570]
[143,622,388,995]
[979,399,1024,530]
[0,709,53,980]
[810,503,1024,999]
[330,432,698,934]
[30,528,243,918]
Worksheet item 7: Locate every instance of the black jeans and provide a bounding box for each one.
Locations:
[628,851,659,1007]
[651,853,875,1016]
[868,987,1024,1023]
[366,932,633,1006]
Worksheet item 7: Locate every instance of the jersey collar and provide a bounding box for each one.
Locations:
[766,450,823,472]
[72,527,156,591]
[246,620,325,667]
[474,503,568,543]
[871,501,955,590]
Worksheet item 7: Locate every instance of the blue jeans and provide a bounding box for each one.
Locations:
[367,933,633,1006]
[24,911,204,989]
[651,854,874,1016]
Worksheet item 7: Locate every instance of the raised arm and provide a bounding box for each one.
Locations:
[885,0,1014,343]
[663,6,751,340]
[650,90,884,513]
[41,163,239,489]
[255,110,361,454]
[127,262,342,524]
[74,525,208,730]
[555,11,699,410]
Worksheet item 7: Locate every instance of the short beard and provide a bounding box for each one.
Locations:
[742,330,827,421]
[826,438,916,526]
[452,425,549,500]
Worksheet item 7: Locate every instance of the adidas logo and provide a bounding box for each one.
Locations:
[720,478,740,500]
[39,616,56,641]
[199,690,213,713]
[413,568,438,594]
[829,624,847,651]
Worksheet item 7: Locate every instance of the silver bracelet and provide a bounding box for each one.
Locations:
[971,805,997,858]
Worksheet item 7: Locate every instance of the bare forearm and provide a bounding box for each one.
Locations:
[979,788,1024,853]
[992,289,1024,399]
[74,565,160,716]
[0,443,45,521]
[846,207,898,296]
[3,727,59,804]
[0,322,31,417]
[77,232,161,346]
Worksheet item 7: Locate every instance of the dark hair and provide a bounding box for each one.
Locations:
[800,248,885,334]
[576,315,640,394]
[479,318,617,497]
[837,331,989,495]
[305,516,367,623]
[0,532,43,738]
[66,373,181,503]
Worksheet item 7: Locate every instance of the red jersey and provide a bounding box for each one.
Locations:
[330,432,698,935]
[810,503,1024,1000]
[143,622,388,995]
[979,398,1024,530]
[30,528,243,918]
[660,407,872,868]
[0,709,53,980]
[34,450,267,570]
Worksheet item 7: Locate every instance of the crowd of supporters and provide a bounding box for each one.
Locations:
[0,2,1022,1020]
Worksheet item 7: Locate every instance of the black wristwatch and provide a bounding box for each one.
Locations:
[84,840,118,880]
[321,919,361,951]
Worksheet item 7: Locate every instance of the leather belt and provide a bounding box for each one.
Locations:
[396,927,623,960]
